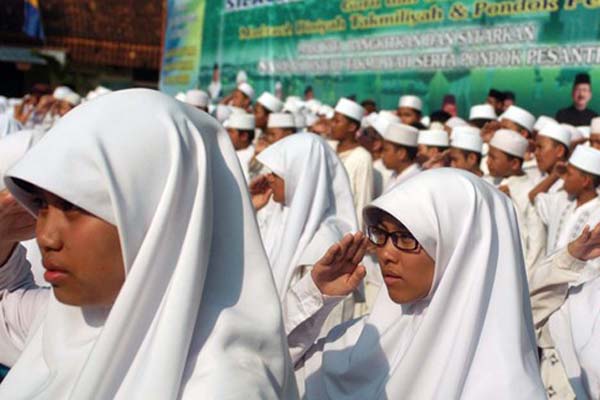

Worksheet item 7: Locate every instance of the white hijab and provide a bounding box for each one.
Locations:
[256,133,357,297]
[1,89,297,399]
[0,129,45,190]
[304,168,545,399]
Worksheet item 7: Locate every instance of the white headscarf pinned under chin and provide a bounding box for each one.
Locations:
[1,89,298,399]
[304,168,545,399]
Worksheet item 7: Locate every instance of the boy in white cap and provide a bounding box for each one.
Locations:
[589,117,600,150]
[331,98,373,226]
[184,89,210,112]
[224,113,256,182]
[381,122,421,192]
[449,128,484,177]
[468,104,497,128]
[264,112,296,145]
[220,82,254,111]
[488,129,545,268]
[397,95,426,129]
[499,105,540,183]
[535,146,600,255]
[416,129,449,169]
[528,123,571,203]
[254,92,283,137]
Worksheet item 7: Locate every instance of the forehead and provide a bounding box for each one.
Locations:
[449,148,465,158]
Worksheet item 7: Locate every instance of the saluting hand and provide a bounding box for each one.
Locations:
[568,223,600,261]
[311,232,368,297]
[249,175,272,210]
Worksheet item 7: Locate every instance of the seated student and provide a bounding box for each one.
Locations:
[488,129,545,268]
[251,133,359,335]
[416,129,449,169]
[224,112,256,182]
[380,122,421,192]
[536,146,600,256]
[528,224,600,399]
[448,127,484,177]
[286,169,546,399]
[397,95,426,130]
[528,123,571,203]
[0,89,297,399]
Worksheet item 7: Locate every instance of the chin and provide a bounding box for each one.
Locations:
[53,289,82,306]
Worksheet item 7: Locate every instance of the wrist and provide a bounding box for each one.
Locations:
[567,242,584,261]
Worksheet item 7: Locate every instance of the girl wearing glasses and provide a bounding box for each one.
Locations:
[286,168,547,399]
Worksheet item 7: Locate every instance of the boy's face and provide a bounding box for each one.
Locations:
[563,164,591,196]
[487,146,516,178]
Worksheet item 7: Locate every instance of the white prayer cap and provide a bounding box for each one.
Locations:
[175,92,187,102]
[420,116,431,128]
[490,129,528,158]
[185,89,209,108]
[52,86,72,100]
[577,126,591,139]
[63,92,81,106]
[569,145,600,176]
[317,105,334,119]
[257,92,283,112]
[591,117,600,134]
[215,104,245,123]
[538,123,571,147]
[224,113,255,131]
[533,115,557,132]
[362,112,379,129]
[429,121,445,131]
[372,111,401,136]
[305,99,322,114]
[445,116,468,128]
[305,112,319,127]
[236,70,248,84]
[451,131,483,154]
[267,112,296,129]
[398,95,422,111]
[379,110,401,122]
[469,104,496,121]
[237,82,255,100]
[334,97,365,122]
[452,125,481,136]
[418,130,449,147]
[383,122,419,147]
[293,112,306,129]
[500,105,535,132]
[283,97,304,113]
[560,124,580,143]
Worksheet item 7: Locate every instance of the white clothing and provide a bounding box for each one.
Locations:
[523,157,542,183]
[0,89,297,399]
[536,191,600,256]
[0,115,22,138]
[288,169,545,399]
[384,162,421,193]
[372,158,392,198]
[337,146,374,227]
[235,144,254,183]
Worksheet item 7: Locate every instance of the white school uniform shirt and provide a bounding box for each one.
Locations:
[500,174,546,268]
[384,162,421,193]
[536,192,600,256]
[0,89,297,399]
[523,157,542,183]
[286,169,546,399]
[372,158,392,198]
[235,144,254,183]
[337,145,374,227]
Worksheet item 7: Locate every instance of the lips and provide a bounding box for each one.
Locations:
[42,259,69,285]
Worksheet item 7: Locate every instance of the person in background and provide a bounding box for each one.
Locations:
[487,89,506,115]
[397,95,426,130]
[556,73,598,126]
[441,94,457,117]
[184,89,209,112]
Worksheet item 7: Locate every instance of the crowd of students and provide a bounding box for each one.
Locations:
[0,71,598,399]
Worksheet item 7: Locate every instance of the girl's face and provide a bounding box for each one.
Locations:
[368,212,435,304]
[30,186,125,307]
[266,173,285,204]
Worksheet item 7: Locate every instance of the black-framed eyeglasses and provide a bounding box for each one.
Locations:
[367,225,420,252]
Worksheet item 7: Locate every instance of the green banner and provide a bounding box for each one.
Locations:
[160,0,600,115]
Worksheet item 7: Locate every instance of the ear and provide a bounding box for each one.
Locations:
[396,146,408,161]
[347,119,359,134]
[239,131,249,143]
[510,157,521,172]
[466,152,477,165]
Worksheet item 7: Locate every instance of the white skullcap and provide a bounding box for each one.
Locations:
[293,112,307,129]
[569,145,600,176]
[52,86,72,101]
[533,115,558,132]
[317,105,334,119]
[236,70,248,84]
[451,131,483,154]
[418,130,449,147]
[305,112,319,127]
[334,97,365,122]
[500,105,535,132]
[577,126,591,139]
[451,125,481,138]
[490,129,528,158]
[175,92,187,102]
[538,124,571,147]
[591,117,600,134]
[362,112,379,129]
[398,95,422,111]
[63,92,81,106]
[445,117,468,128]
[224,113,255,131]
[283,97,304,114]
[267,112,296,129]
[305,99,322,114]
[469,104,496,121]
[185,89,209,108]
[257,92,283,112]
[420,116,431,128]
[237,82,255,100]
[429,121,446,131]
[372,111,401,136]
[560,124,581,144]
[383,122,419,147]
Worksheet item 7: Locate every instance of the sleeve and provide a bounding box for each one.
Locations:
[524,203,547,273]
[529,250,586,335]
[284,273,344,364]
[534,192,553,226]
[0,245,50,367]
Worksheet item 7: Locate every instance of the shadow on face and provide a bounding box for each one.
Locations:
[365,209,434,304]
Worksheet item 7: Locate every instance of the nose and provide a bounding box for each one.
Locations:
[36,206,63,253]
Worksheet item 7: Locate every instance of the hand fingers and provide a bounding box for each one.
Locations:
[317,242,341,266]
[337,233,356,261]
[346,264,366,290]
[351,237,370,265]
[344,232,364,261]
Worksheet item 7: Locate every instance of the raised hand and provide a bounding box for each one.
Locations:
[423,149,449,170]
[568,223,600,261]
[311,232,368,297]
[249,175,272,210]
[0,190,36,243]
